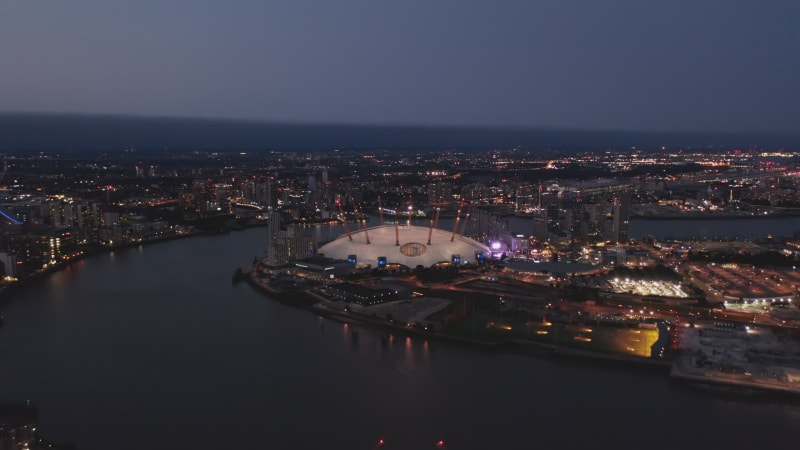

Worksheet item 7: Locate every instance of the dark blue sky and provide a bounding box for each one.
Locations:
[1,0,797,133]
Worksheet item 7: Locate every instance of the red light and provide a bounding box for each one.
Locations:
[437,440,445,447]
[378,439,385,446]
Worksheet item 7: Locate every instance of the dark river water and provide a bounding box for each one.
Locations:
[1,226,799,450]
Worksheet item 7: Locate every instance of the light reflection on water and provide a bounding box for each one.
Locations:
[331,319,434,378]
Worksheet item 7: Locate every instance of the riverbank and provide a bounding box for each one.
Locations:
[242,269,800,399]
[0,231,199,305]
[670,361,800,399]
[1,217,273,305]
[244,268,675,372]
[6,225,796,450]
[631,205,800,220]
[632,213,800,220]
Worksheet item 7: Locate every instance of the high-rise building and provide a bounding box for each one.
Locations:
[470,208,493,242]
[515,184,537,212]
[0,252,17,278]
[266,212,282,265]
[611,190,631,244]
[308,175,317,192]
[618,190,631,243]
[321,168,329,185]
[266,212,313,266]
[532,208,548,244]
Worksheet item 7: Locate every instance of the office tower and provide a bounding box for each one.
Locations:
[611,190,631,244]
[532,208,548,244]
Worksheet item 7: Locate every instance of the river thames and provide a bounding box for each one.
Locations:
[1,223,799,449]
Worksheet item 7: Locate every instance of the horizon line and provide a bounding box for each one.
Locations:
[2,110,797,138]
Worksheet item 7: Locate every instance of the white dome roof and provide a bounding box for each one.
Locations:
[318,224,490,267]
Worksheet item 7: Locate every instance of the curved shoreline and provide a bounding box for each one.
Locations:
[4,225,793,401]
[242,268,674,371]
[0,224,268,305]
[242,269,800,400]
[0,232,197,305]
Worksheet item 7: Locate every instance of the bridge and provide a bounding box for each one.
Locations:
[0,207,22,225]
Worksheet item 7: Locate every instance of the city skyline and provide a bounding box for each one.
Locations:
[3,2,800,448]
[2,146,800,448]
[2,1,799,134]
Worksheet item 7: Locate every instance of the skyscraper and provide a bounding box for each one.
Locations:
[266,212,313,266]
[610,190,631,244]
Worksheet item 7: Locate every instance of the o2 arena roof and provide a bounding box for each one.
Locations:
[318,224,490,268]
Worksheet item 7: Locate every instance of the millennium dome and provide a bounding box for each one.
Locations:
[317,224,490,268]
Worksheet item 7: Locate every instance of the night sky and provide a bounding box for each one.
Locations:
[1,1,798,133]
